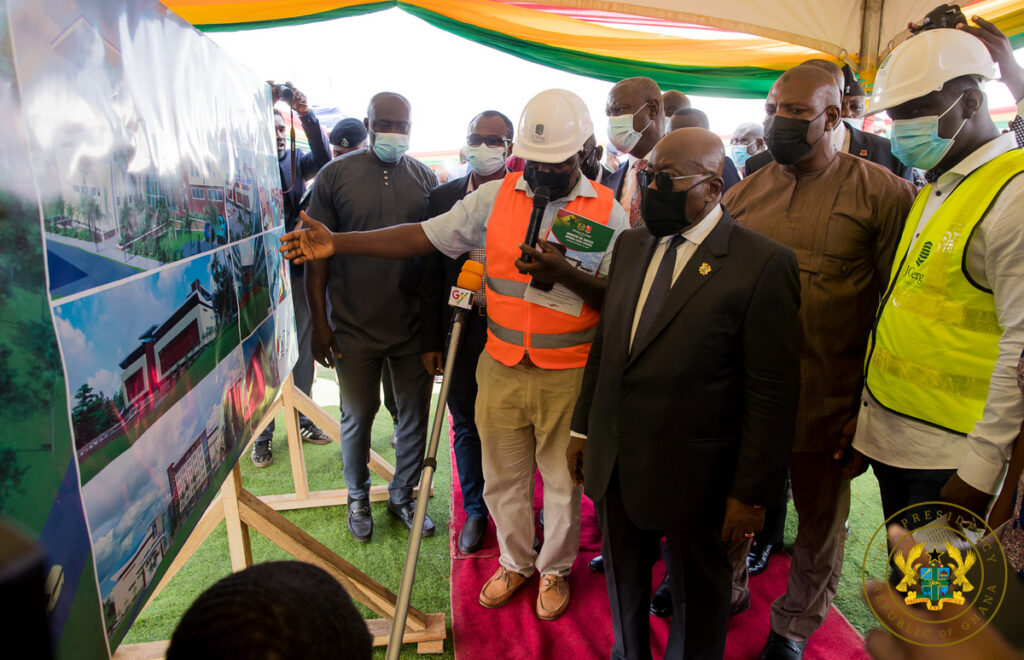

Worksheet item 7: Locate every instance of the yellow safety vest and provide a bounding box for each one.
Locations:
[864,149,1024,434]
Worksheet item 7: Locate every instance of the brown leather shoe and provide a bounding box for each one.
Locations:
[536,574,570,620]
[479,566,528,608]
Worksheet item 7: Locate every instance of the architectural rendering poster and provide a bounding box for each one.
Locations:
[0,0,296,655]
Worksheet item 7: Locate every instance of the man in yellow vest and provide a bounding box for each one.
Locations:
[850,23,1024,524]
[279,89,630,620]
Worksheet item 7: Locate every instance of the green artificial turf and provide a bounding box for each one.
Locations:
[122,370,890,656]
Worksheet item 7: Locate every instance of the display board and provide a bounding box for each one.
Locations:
[0,0,295,655]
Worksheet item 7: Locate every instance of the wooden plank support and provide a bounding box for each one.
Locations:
[111,640,168,660]
[365,613,447,653]
[235,488,429,632]
[279,374,309,500]
[222,464,253,571]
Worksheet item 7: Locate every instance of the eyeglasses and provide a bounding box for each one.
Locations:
[637,169,714,191]
[467,134,511,148]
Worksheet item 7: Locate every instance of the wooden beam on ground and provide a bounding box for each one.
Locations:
[235,488,429,632]
[366,613,447,654]
[111,640,168,660]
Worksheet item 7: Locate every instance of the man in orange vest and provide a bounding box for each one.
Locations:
[279,89,629,621]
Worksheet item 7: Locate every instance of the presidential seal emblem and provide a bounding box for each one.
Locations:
[863,501,1008,647]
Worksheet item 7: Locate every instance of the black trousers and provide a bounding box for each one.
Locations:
[597,470,731,660]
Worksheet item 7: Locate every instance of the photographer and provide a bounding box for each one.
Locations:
[253,82,333,468]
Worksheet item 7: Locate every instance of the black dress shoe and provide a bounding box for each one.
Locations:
[387,500,435,537]
[747,541,777,577]
[588,555,605,572]
[759,631,807,660]
[649,574,672,617]
[347,498,373,542]
[459,515,486,554]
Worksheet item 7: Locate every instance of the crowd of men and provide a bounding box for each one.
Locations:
[268,12,1024,660]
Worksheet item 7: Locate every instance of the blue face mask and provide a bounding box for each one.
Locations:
[731,144,752,168]
[371,132,409,163]
[890,93,966,170]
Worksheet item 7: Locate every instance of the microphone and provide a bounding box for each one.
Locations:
[389,257,483,656]
[519,186,550,266]
[449,260,484,310]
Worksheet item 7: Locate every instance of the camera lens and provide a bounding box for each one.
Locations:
[281,86,294,103]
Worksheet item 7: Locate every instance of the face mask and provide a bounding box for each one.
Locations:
[523,165,572,197]
[639,177,710,237]
[844,116,865,131]
[890,94,966,171]
[607,106,652,154]
[731,145,752,169]
[371,132,409,163]
[764,109,827,165]
[466,144,506,176]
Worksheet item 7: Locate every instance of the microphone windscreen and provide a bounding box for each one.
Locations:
[457,260,484,292]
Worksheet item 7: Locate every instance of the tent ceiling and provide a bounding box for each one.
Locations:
[165,0,1024,97]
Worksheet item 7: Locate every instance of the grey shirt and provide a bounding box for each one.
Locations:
[307,149,438,356]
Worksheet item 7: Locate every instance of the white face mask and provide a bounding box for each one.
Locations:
[466,144,506,176]
[845,117,866,131]
[607,105,652,154]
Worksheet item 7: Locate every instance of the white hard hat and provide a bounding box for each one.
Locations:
[513,89,593,163]
[868,28,999,114]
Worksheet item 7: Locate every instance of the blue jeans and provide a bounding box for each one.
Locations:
[447,308,488,517]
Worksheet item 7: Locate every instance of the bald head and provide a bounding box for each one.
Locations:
[645,128,724,224]
[606,77,664,158]
[800,59,844,96]
[775,65,842,110]
[662,90,691,116]
[732,122,763,143]
[650,127,725,178]
[611,77,661,104]
[367,92,411,125]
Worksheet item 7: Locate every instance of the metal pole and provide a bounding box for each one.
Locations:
[385,311,466,659]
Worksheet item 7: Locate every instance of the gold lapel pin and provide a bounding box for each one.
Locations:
[698,262,711,276]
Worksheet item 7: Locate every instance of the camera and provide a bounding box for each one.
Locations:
[270,82,294,104]
[912,3,968,33]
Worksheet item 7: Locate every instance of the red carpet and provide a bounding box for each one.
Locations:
[448,439,869,659]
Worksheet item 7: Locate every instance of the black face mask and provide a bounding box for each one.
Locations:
[524,165,572,197]
[639,177,710,237]
[764,110,826,165]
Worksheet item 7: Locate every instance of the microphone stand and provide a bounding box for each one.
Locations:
[385,307,467,659]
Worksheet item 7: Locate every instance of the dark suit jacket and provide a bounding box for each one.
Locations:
[603,161,629,200]
[570,212,801,532]
[745,121,910,179]
[419,174,473,352]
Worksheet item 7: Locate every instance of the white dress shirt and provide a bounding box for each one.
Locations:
[571,204,723,440]
[422,172,630,277]
[628,204,723,350]
[854,131,1024,494]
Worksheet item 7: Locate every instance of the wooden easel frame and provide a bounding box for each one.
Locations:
[113,375,446,659]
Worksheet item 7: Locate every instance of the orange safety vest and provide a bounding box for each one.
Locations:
[484,172,615,369]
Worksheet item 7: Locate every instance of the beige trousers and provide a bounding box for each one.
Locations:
[475,351,584,577]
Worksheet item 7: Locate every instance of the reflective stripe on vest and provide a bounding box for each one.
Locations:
[864,149,1024,434]
[484,171,616,369]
